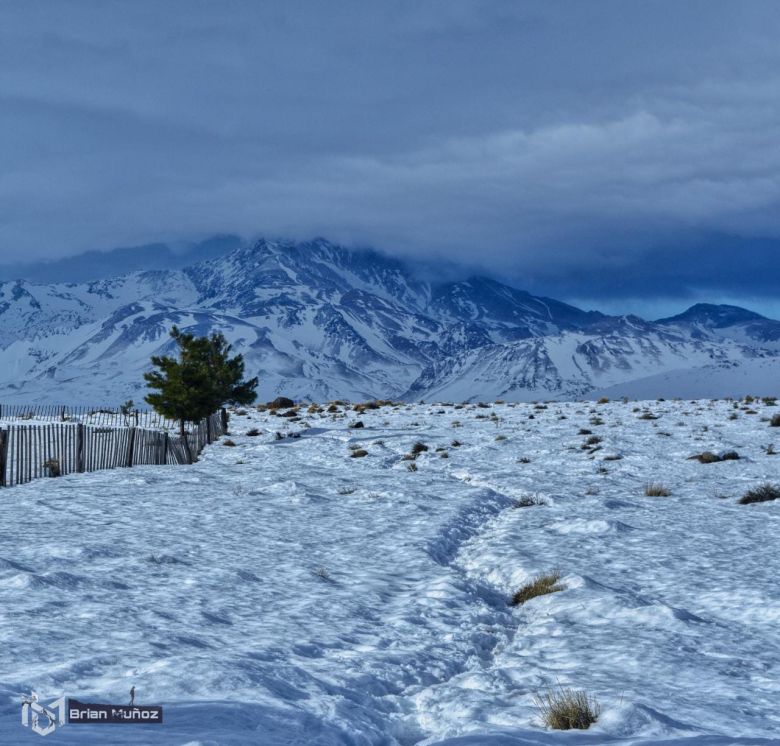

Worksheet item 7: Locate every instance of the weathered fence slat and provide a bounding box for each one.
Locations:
[0,429,7,487]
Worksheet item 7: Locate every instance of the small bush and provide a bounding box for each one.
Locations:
[43,458,61,477]
[411,441,429,455]
[597,397,609,404]
[535,686,601,730]
[510,570,564,606]
[451,439,462,447]
[246,428,261,437]
[407,462,418,472]
[517,456,531,464]
[495,434,507,441]
[770,413,780,427]
[268,396,295,409]
[514,495,545,508]
[645,483,670,496]
[351,420,365,429]
[585,435,602,446]
[739,483,780,504]
[223,439,237,447]
[350,449,368,458]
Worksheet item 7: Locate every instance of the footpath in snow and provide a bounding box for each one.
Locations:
[0,398,778,744]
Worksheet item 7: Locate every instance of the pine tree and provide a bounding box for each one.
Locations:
[145,327,258,437]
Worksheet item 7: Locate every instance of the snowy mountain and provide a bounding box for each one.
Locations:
[0,238,778,404]
[657,303,780,348]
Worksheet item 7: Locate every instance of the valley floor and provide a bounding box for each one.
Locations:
[1,399,779,744]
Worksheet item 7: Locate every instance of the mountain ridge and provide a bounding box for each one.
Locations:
[0,238,777,404]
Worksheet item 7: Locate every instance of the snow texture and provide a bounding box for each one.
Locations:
[1,399,779,743]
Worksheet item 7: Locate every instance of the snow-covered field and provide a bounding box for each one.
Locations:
[1,399,779,744]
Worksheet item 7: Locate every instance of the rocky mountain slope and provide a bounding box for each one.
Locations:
[0,239,777,403]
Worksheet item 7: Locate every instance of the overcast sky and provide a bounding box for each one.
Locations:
[1,1,779,314]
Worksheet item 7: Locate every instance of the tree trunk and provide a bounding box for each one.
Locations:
[180,419,193,465]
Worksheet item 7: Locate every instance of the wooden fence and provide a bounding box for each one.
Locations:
[0,403,178,430]
[0,409,228,488]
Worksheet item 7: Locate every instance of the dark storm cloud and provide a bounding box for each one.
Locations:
[0,0,779,307]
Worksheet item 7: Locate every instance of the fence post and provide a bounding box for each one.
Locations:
[162,432,169,465]
[182,430,193,465]
[0,429,7,487]
[206,415,212,444]
[126,427,136,468]
[220,408,228,434]
[76,423,85,473]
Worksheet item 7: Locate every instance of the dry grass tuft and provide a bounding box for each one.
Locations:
[645,482,670,496]
[535,686,601,730]
[510,570,564,606]
[739,483,780,504]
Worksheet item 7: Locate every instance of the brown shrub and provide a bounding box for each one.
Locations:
[535,686,600,730]
[510,570,564,606]
[739,483,780,504]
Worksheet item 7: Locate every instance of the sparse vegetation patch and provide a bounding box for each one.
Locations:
[739,483,780,505]
[645,483,671,496]
[510,570,564,606]
[535,686,601,730]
